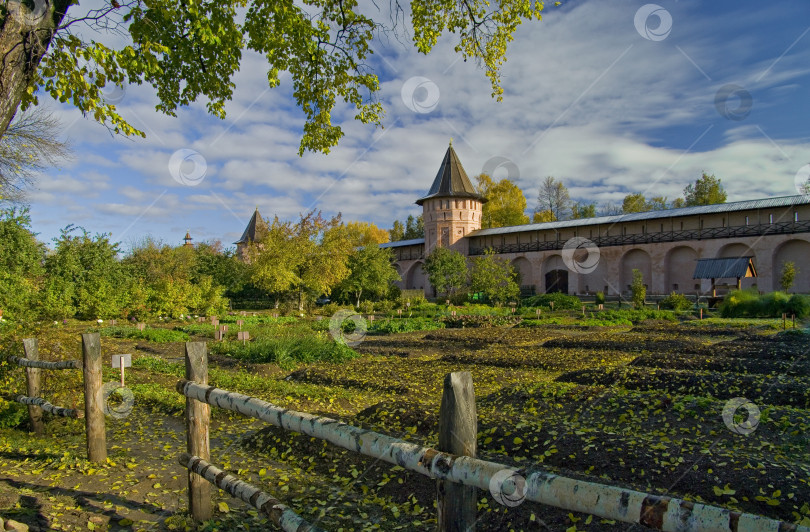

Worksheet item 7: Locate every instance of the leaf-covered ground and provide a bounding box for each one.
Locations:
[0,320,808,531]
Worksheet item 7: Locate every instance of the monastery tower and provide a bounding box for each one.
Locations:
[416,141,487,255]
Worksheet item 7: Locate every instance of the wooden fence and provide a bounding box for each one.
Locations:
[176,341,810,532]
[8,334,108,462]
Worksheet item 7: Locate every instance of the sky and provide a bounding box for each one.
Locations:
[20,0,810,251]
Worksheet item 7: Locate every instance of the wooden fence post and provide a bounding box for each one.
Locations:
[437,371,477,531]
[22,339,44,436]
[81,333,107,463]
[185,342,211,522]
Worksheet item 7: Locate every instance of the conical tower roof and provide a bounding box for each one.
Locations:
[416,143,487,205]
[235,208,265,244]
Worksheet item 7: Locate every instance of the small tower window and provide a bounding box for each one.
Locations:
[769,213,773,224]
[794,211,799,222]
[745,216,749,225]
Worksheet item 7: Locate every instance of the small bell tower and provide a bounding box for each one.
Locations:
[416,140,487,255]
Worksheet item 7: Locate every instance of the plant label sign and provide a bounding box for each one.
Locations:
[136,323,146,331]
[112,354,132,368]
[237,331,250,341]
[112,353,131,387]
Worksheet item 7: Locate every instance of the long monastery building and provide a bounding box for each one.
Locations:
[382,145,810,297]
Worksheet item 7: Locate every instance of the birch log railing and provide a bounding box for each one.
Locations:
[9,335,108,463]
[177,342,321,531]
[176,341,810,532]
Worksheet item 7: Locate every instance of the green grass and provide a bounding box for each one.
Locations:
[130,356,363,414]
[208,333,358,369]
[95,326,189,343]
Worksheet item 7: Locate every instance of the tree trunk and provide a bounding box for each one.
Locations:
[0,0,69,137]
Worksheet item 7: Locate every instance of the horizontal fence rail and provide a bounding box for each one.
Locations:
[176,379,809,532]
[178,454,323,532]
[9,356,81,370]
[14,395,83,419]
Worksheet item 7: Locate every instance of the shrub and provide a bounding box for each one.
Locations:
[209,333,358,369]
[595,291,605,305]
[0,398,26,429]
[371,317,445,333]
[357,300,375,314]
[659,292,692,311]
[524,293,582,310]
[373,300,395,313]
[440,315,522,328]
[786,294,810,318]
[720,290,810,318]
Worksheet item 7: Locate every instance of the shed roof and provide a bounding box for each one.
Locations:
[693,257,757,279]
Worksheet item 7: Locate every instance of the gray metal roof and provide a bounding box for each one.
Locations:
[380,238,425,248]
[693,257,757,279]
[415,144,486,206]
[469,195,810,237]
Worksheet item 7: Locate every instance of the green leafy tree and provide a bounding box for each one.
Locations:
[122,238,230,317]
[571,202,596,219]
[622,193,649,213]
[532,209,556,223]
[0,0,550,152]
[469,249,519,305]
[630,269,646,310]
[683,173,727,206]
[43,226,127,319]
[423,246,468,297]
[389,220,405,242]
[404,215,424,240]
[671,197,686,209]
[192,240,247,296]
[0,208,45,322]
[648,196,669,211]
[246,211,353,310]
[780,261,797,292]
[475,173,530,228]
[535,176,570,221]
[337,245,400,306]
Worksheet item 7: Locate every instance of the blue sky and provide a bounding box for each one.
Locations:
[23,0,810,251]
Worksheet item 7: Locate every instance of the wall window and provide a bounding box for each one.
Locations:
[795,211,799,222]
[745,216,749,225]
[769,213,773,224]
